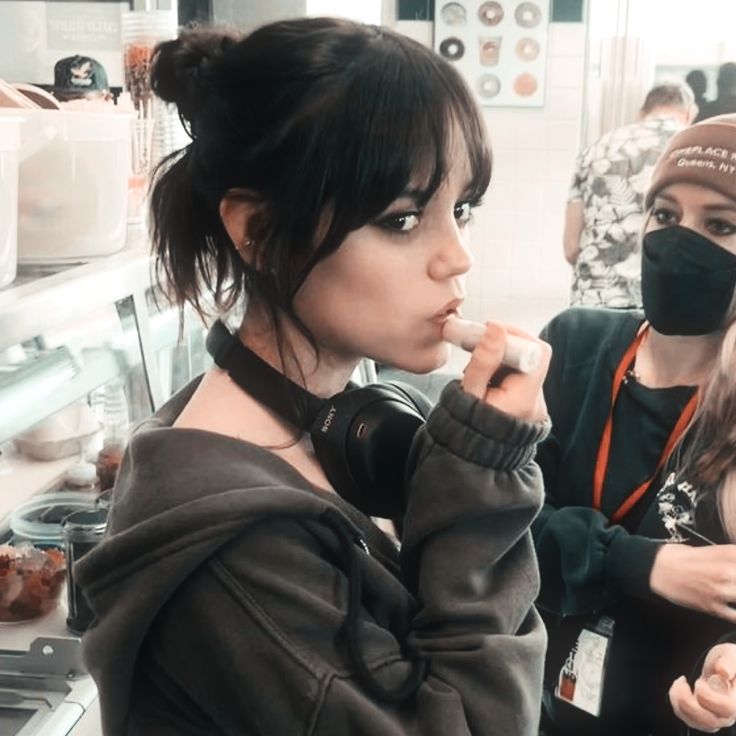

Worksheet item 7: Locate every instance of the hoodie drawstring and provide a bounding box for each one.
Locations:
[321,507,427,704]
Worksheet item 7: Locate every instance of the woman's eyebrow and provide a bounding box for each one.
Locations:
[703,203,736,214]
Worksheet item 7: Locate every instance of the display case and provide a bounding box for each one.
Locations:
[0,232,208,736]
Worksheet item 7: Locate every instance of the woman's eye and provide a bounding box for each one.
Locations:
[706,218,736,237]
[379,212,421,234]
[652,207,677,226]
[454,201,473,226]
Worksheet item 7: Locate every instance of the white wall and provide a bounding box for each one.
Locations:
[394,20,585,373]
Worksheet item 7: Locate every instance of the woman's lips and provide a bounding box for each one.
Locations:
[432,298,464,323]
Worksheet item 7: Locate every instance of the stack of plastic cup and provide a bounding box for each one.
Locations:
[121,10,178,225]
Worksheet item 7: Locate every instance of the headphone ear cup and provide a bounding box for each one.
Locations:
[344,383,431,519]
[310,383,432,519]
[381,380,434,420]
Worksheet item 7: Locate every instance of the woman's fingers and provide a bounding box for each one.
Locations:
[460,322,506,399]
[670,676,734,732]
[491,337,551,420]
[712,646,736,682]
[694,676,736,720]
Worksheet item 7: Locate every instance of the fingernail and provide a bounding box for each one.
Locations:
[708,674,730,693]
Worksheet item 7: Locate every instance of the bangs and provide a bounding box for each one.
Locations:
[320,30,492,244]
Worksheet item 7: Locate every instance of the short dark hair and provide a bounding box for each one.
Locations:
[717,62,736,95]
[149,18,492,340]
[640,82,694,115]
[685,69,707,98]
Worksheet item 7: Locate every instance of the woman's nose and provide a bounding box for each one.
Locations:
[428,225,474,280]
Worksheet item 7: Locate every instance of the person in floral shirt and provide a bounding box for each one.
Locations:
[564,83,696,308]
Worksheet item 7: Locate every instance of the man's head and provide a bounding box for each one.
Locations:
[52,55,110,101]
[686,69,707,100]
[717,62,736,98]
[640,82,696,126]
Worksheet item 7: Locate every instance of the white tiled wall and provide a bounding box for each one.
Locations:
[465,22,586,337]
[393,21,586,373]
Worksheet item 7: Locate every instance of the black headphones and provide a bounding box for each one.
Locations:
[206,321,433,518]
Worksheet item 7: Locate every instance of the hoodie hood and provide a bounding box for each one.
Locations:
[75,377,371,735]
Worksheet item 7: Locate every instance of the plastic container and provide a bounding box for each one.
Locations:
[10,491,98,548]
[0,108,132,262]
[14,402,101,462]
[0,117,21,288]
[0,543,66,623]
[121,10,179,223]
[63,507,108,634]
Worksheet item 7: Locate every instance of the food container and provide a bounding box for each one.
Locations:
[10,491,98,548]
[0,108,132,262]
[0,543,66,622]
[0,117,21,288]
[14,402,101,462]
[63,507,108,634]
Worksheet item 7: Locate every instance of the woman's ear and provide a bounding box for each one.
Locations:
[219,191,260,263]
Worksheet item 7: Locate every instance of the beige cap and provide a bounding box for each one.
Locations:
[645,114,736,208]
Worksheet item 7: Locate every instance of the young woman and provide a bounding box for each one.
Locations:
[75,18,552,736]
[534,114,736,735]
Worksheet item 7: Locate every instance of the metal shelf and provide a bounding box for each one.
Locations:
[0,232,151,353]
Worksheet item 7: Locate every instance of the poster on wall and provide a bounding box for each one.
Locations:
[433,1,550,108]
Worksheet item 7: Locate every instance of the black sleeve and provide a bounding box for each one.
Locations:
[531,312,664,617]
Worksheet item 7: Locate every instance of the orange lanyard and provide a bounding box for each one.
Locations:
[592,323,700,524]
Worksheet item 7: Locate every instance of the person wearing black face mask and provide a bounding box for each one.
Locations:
[533,114,736,736]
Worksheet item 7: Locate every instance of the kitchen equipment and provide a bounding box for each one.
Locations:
[0,108,132,262]
[12,84,62,111]
[0,79,39,110]
[0,612,96,736]
[0,117,21,288]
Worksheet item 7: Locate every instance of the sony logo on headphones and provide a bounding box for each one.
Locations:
[320,405,337,433]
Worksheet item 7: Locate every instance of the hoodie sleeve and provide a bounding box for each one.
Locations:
[398,379,550,736]
[125,380,549,736]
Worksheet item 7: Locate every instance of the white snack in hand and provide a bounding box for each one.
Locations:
[443,317,542,374]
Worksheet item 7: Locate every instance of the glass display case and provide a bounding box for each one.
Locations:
[0,240,208,521]
[0,235,208,736]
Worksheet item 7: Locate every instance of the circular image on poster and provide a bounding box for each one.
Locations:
[516,37,540,61]
[479,37,502,66]
[441,2,467,25]
[515,2,542,28]
[477,74,501,99]
[513,73,538,96]
[478,1,504,26]
[439,37,465,61]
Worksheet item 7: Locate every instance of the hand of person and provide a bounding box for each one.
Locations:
[460,322,551,423]
[670,643,736,733]
[650,543,736,623]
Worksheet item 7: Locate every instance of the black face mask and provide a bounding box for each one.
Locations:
[641,225,736,336]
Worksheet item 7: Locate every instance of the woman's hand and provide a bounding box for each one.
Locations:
[460,322,551,423]
[650,543,736,623]
[670,643,736,732]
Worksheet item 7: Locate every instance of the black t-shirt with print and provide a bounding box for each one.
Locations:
[535,307,732,736]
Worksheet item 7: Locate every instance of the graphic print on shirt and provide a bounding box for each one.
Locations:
[656,472,698,543]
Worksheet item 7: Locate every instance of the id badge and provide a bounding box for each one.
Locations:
[554,615,615,717]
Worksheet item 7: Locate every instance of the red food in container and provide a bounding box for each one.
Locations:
[0,543,66,622]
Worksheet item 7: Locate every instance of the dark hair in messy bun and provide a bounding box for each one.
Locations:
[150,28,237,135]
[149,17,492,345]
